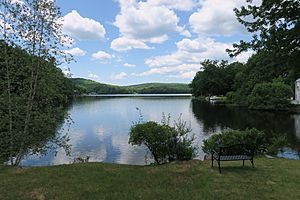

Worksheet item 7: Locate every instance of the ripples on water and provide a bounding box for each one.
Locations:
[22,96,300,166]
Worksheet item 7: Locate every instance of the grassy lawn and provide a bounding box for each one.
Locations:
[0,157,299,200]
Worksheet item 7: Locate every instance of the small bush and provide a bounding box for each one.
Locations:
[129,117,196,164]
[248,80,293,110]
[267,136,288,155]
[202,128,266,154]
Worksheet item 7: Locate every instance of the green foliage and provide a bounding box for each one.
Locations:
[267,136,288,155]
[234,52,281,96]
[72,78,191,95]
[190,60,242,97]
[248,80,293,110]
[0,0,74,165]
[190,7,298,108]
[196,52,294,110]
[219,1,300,109]
[229,0,300,70]
[225,91,240,105]
[202,129,266,154]
[130,83,191,94]
[225,91,249,105]
[129,121,171,164]
[224,52,287,106]
[71,78,132,94]
[0,42,72,164]
[129,118,196,164]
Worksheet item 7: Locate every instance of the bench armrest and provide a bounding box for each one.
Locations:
[211,150,219,159]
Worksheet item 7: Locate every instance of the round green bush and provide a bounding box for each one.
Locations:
[202,128,266,154]
[129,121,196,164]
[248,81,293,110]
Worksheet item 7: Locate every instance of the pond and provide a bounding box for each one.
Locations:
[21,96,300,166]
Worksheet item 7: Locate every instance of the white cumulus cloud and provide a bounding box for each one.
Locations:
[147,0,197,11]
[111,72,128,80]
[64,47,86,56]
[91,51,112,62]
[123,63,136,68]
[169,71,198,79]
[111,0,191,52]
[189,0,253,36]
[141,37,253,79]
[145,53,183,68]
[145,38,237,68]
[176,38,207,52]
[115,1,181,41]
[111,37,151,52]
[62,10,106,41]
[135,63,201,77]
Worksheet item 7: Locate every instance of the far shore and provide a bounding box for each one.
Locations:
[79,93,193,97]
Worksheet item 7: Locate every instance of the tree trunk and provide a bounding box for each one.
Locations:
[18,15,45,166]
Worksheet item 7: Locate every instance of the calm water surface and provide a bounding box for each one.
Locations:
[22,96,300,166]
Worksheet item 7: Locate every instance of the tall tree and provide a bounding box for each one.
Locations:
[0,0,22,164]
[228,0,300,80]
[17,0,72,165]
[0,0,73,165]
[190,60,242,97]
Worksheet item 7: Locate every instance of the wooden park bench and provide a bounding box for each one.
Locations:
[211,144,255,173]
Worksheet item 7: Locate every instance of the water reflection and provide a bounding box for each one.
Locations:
[1,103,72,166]
[293,115,300,140]
[21,97,300,166]
[191,99,300,156]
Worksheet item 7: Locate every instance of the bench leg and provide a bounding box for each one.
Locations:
[218,160,221,173]
[243,160,245,167]
[250,159,254,168]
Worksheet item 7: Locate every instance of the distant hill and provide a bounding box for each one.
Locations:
[71,78,191,94]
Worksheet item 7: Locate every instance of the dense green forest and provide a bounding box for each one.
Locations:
[72,78,191,94]
[190,0,300,110]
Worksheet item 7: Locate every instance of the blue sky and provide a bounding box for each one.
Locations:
[56,0,257,85]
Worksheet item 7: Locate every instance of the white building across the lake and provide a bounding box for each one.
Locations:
[295,78,300,104]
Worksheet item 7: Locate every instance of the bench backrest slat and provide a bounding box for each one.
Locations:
[218,144,254,157]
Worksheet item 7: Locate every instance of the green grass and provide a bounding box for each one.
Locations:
[0,157,299,200]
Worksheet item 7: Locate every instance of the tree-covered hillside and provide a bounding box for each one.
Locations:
[72,78,191,94]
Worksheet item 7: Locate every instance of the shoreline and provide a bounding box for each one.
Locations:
[77,93,192,97]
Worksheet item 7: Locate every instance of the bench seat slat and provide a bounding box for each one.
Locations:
[219,155,251,161]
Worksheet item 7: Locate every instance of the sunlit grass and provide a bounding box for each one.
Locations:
[0,157,299,200]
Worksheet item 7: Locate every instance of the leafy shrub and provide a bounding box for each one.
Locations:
[202,128,266,154]
[129,117,196,164]
[267,136,287,155]
[225,91,248,105]
[225,91,235,103]
[248,80,293,110]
